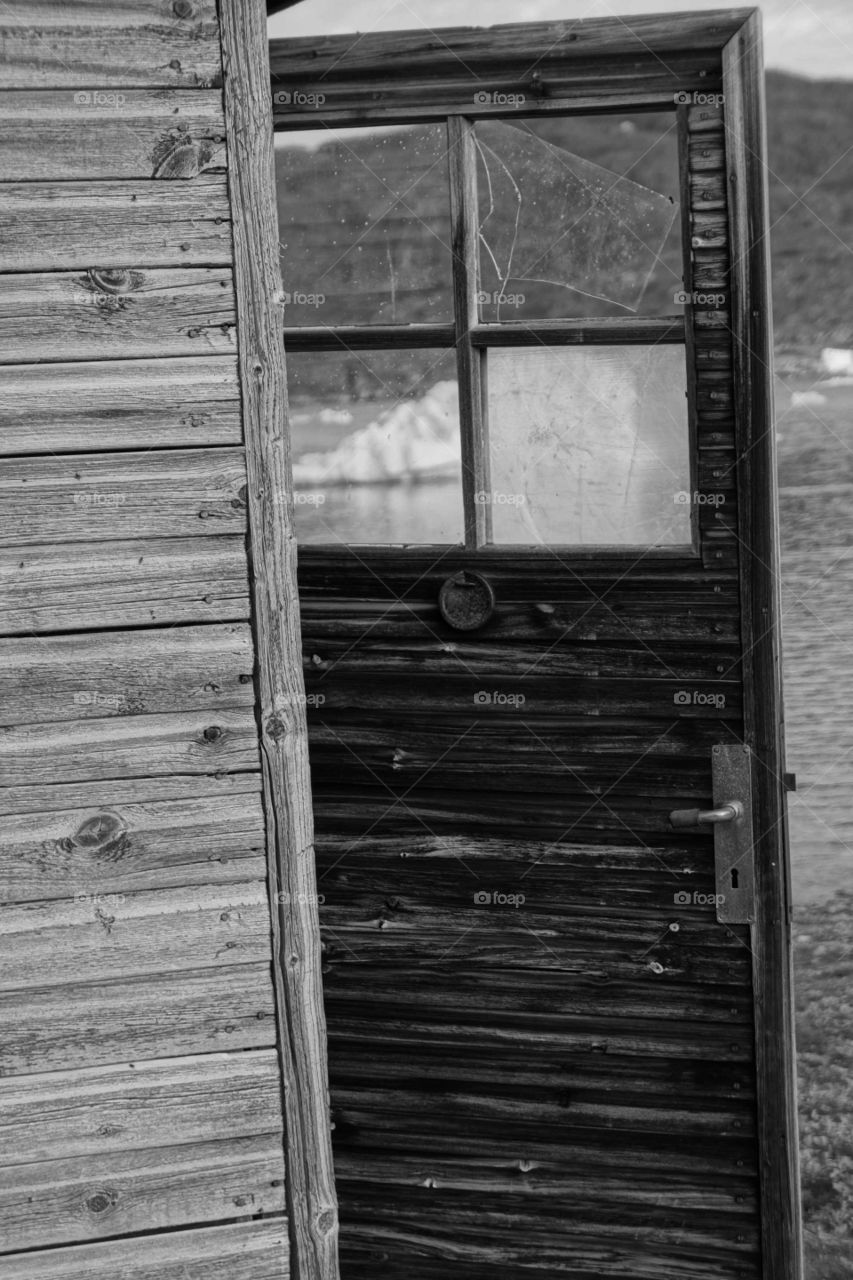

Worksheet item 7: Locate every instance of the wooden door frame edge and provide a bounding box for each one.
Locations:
[218,2,340,1278]
[723,11,804,1280]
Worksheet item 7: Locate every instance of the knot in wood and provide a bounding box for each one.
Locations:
[203,725,223,742]
[85,1188,118,1215]
[86,268,140,296]
[173,0,194,16]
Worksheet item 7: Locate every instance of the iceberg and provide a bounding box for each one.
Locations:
[294,379,460,487]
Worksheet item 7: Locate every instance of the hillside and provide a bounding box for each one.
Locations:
[275,71,853,372]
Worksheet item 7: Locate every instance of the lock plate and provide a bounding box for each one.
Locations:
[712,743,755,924]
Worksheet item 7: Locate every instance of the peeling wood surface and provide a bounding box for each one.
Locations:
[1,448,246,545]
[0,537,250,636]
[0,177,232,273]
[0,90,225,180]
[0,357,241,456]
[0,1135,285,1253]
[0,0,222,88]
[0,269,236,364]
[1,1218,289,1279]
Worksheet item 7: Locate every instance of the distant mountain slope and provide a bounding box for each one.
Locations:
[275,71,853,368]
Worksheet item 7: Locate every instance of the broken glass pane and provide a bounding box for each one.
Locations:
[275,124,453,326]
[287,349,462,544]
[475,116,681,322]
[484,345,691,546]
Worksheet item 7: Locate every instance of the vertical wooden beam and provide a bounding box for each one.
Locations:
[448,115,490,547]
[217,3,339,1278]
[723,12,803,1280]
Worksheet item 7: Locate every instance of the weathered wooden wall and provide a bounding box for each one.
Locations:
[0,3,333,1276]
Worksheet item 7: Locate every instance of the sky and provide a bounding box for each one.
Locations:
[268,0,853,80]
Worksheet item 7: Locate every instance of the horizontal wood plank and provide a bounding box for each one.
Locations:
[0,90,225,180]
[0,177,232,273]
[0,447,246,545]
[0,881,272,991]
[0,623,254,725]
[0,1135,285,1253]
[0,707,258,786]
[0,1,221,89]
[1,1218,288,1278]
[0,1050,282,1165]
[0,356,241,455]
[0,268,236,364]
[0,773,265,903]
[0,536,250,635]
[0,964,275,1074]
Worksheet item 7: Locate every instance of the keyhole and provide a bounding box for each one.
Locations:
[730,868,740,890]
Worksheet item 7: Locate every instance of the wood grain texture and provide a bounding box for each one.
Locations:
[0,1050,282,1164]
[0,357,241,456]
[0,536,250,636]
[0,623,254,725]
[0,1134,285,1252]
[0,90,225,180]
[0,448,246,546]
[220,0,339,1275]
[0,268,236,364]
[723,14,804,1280]
[0,177,232,273]
[0,773,265,903]
[0,0,222,88]
[0,707,258,786]
[0,882,272,991]
[0,964,276,1073]
[1,1218,288,1279]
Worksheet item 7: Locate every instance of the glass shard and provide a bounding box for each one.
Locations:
[475,119,680,321]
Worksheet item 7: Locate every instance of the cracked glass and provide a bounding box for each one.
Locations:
[474,115,681,322]
[275,124,453,327]
[484,345,691,545]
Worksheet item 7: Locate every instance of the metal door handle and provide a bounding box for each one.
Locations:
[669,800,743,828]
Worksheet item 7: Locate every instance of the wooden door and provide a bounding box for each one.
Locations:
[272,11,801,1279]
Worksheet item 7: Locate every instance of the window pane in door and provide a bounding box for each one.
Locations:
[474,114,681,322]
[287,349,462,545]
[484,345,691,546]
[275,124,453,326]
